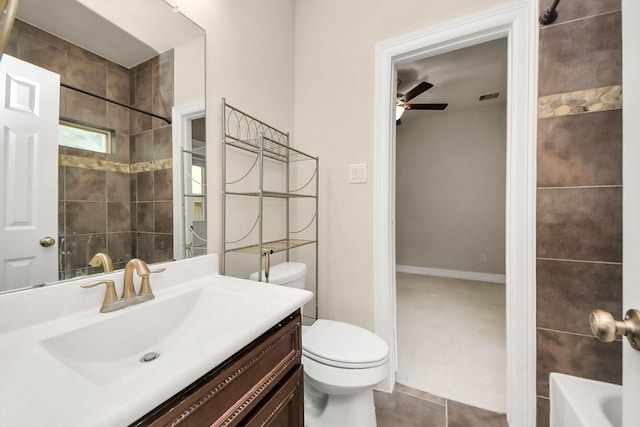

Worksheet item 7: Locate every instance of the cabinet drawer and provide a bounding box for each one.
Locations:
[244,365,303,427]
[140,312,301,427]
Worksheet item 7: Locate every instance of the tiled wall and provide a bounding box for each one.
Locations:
[130,52,174,264]
[6,20,173,277]
[536,1,622,425]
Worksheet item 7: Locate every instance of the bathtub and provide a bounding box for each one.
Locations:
[549,373,622,427]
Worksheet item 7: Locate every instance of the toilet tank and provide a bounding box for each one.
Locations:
[249,262,307,289]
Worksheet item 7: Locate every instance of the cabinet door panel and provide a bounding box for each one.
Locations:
[244,365,304,427]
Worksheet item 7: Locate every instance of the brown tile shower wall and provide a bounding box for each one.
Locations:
[6,20,173,277]
[130,53,174,264]
[536,1,622,426]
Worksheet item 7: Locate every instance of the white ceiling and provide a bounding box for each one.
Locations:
[16,0,204,68]
[397,38,507,120]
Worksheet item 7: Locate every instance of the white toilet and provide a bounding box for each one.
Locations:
[250,262,389,427]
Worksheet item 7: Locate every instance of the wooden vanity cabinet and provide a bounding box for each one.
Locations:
[131,311,303,427]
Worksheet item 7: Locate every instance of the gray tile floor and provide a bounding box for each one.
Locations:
[374,383,508,427]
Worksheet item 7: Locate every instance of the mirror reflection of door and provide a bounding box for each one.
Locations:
[0,55,60,292]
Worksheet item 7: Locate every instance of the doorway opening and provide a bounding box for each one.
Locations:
[395,37,507,414]
[172,100,207,260]
[372,2,537,426]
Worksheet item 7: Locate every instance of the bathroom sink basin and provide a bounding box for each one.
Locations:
[0,254,313,427]
[550,373,622,427]
[39,284,263,385]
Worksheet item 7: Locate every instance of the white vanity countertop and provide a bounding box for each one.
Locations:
[0,254,313,426]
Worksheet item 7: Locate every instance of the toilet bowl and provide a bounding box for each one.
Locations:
[250,262,389,427]
[302,319,389,427]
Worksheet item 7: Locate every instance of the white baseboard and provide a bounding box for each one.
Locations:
[396,265,506,284]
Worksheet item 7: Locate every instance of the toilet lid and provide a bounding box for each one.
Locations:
[302,320,388,368]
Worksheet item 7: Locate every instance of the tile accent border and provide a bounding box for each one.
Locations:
[538,85,622,118]
[59,155,172,173]
[59,154,130,173]
[130,158,172,173]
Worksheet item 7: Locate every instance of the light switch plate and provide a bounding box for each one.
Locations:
[349,163,367,183]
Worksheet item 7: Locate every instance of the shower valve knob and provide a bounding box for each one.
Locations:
[590,308,640,351]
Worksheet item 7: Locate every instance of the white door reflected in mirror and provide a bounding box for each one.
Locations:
[0,55,59,292]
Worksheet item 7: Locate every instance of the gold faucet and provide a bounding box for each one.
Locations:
[82,258,165,313]
[88,252,114,273]
[123,258,150,302]
[123,258,166,304]
[81,279,127,313]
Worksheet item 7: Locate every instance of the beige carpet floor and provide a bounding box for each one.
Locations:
[395,272,506,413]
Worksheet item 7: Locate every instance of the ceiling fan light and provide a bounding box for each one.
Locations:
[395,105,405,120]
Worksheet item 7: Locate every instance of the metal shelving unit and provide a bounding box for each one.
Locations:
[221,99,319,319]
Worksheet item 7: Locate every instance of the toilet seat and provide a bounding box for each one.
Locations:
[302,319,388,369]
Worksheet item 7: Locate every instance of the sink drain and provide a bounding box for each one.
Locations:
[140,352,160,363]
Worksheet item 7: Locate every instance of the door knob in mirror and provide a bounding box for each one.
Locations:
[39,236,55,247]
[590,308,640,351]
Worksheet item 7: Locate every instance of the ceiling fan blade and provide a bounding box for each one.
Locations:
[405,103,448,111]
[401,82,433,103]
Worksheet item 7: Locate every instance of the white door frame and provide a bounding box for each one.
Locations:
[172,100,206,260]
[372,1,537,426]
[621,1,640,425]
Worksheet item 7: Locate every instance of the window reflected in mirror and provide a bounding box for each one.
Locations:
[59,121,113,154]
[191,164,205,221]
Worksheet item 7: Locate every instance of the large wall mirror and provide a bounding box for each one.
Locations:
[0,0,206,293]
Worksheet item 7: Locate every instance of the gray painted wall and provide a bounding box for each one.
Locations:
[396,103,506,275]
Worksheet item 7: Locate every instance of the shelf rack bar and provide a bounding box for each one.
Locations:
[181,146,187,260]
[182,148,205,158]
[221,98,228,274]
[315,157,319,319]
[224,134,317,163]
[226,239,317,255]
[286,135,290,263]
[258,133,265,282]
[225,191,316,199]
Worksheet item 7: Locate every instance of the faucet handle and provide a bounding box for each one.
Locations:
[138,267,166,301]
[81,279,123,313]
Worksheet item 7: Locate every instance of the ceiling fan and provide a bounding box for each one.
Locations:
[396,81,448,125]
